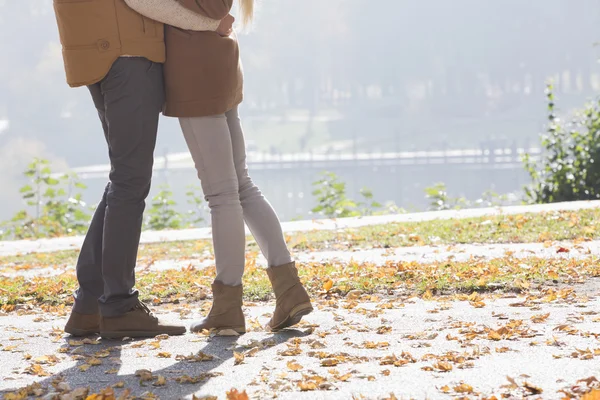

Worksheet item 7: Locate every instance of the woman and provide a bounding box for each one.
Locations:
[124,0,313,335]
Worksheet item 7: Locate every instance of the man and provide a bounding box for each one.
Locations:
[53,0,185,338]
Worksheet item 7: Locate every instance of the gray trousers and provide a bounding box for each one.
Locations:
[73,57,164,317]
[179,107,292,286]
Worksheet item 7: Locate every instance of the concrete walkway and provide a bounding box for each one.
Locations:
[1,288,599,399]
[0,200,598,257]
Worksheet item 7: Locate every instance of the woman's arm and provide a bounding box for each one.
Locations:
[124,0,221,31]
[176,0,234,20]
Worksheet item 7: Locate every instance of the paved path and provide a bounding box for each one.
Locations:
[1,200,598,257]
[1,286,599,399]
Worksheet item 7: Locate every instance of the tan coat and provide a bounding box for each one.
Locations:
[163,0,244,118]
[53,0,165,87]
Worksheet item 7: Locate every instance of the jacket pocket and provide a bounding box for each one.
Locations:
[54,0,118,48]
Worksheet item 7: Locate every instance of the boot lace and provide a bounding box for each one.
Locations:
[134,301,157,321]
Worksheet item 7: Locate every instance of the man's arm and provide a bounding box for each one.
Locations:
[176,0,234,20]
[124,0,221,31]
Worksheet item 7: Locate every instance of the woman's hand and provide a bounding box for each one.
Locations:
[216,14,235,36]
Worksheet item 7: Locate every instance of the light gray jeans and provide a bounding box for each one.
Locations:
[179,106,292,286]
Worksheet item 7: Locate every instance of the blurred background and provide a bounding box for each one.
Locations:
[1,0,599,223]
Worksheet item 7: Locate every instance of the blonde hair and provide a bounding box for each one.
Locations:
[239,0,254,27]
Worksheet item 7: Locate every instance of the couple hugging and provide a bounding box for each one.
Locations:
[53,0,312,339]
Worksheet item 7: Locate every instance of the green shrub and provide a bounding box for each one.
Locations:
[0,159,90,239]
[523,84,600,203]
[145,185,183,231]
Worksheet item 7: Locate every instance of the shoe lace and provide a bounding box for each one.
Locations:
[134,301,157,320]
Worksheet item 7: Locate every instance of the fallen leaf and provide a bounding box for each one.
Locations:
[226,388,249,400]
[287,361,303,371]
[135,369,154,382]
[24,364,49,376]
[454,383,474,393]
[234,352,245,365]
[153,375,167,386]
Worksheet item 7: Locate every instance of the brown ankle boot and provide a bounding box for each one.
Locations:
[190,282,246,336]
[267,262,313,331]
[64,311,101,336]
[100,301,186,339]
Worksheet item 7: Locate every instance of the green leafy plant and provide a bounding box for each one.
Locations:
[311,172,360,218]
[357,188,383,216]
[0,159,90,240]
[184,185,205,228]
[145,185,183,231]
[523,83,600,203]
[424,183,469,211]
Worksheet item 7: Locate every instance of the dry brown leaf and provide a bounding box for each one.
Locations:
[157,352,171,358]
[153,375,167,386]
[87,357,102,366]
[287,361,303,371]
[530,313,550,323]
[135,369,154,382]
[234,351,245,365]
[298,381,317,391]
[321,358,340,367]
[226,389,249,400]
[439,385,451,393]
[454,383,474,393]
[433,361,453,372]
[582,389,600,400]
[523,382,543,394]
[25,364,50,376]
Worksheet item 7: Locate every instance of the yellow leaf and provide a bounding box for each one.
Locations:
[433,361,453,372]
[454,383,474,393]
[234,352,245,365]
[79,364,91,372]
[33,355,59,365]
[287,361,303,371]
[157,352,171,358]
[113,382,125,388]
[25,364,50,376]
[298,381,317,391]
[323,279,333,292]
[439,385,451,393]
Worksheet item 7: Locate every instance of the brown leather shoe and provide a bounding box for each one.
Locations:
[64,311,101,336]
[267,262,313,331]
[190,282,246,336]
[100,301,186,339]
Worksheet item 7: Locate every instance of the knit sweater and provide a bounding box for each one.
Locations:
[124,0,221,31]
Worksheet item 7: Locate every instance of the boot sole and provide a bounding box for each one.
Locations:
[190,326,246,336]
[65,328,99,337]
[100,328,186,339]
[270,302,313,331]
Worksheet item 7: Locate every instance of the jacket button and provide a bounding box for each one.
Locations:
[99,40,110,50]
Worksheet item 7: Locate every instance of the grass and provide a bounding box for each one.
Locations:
[1,208,598,270]
[2,255,599,312]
